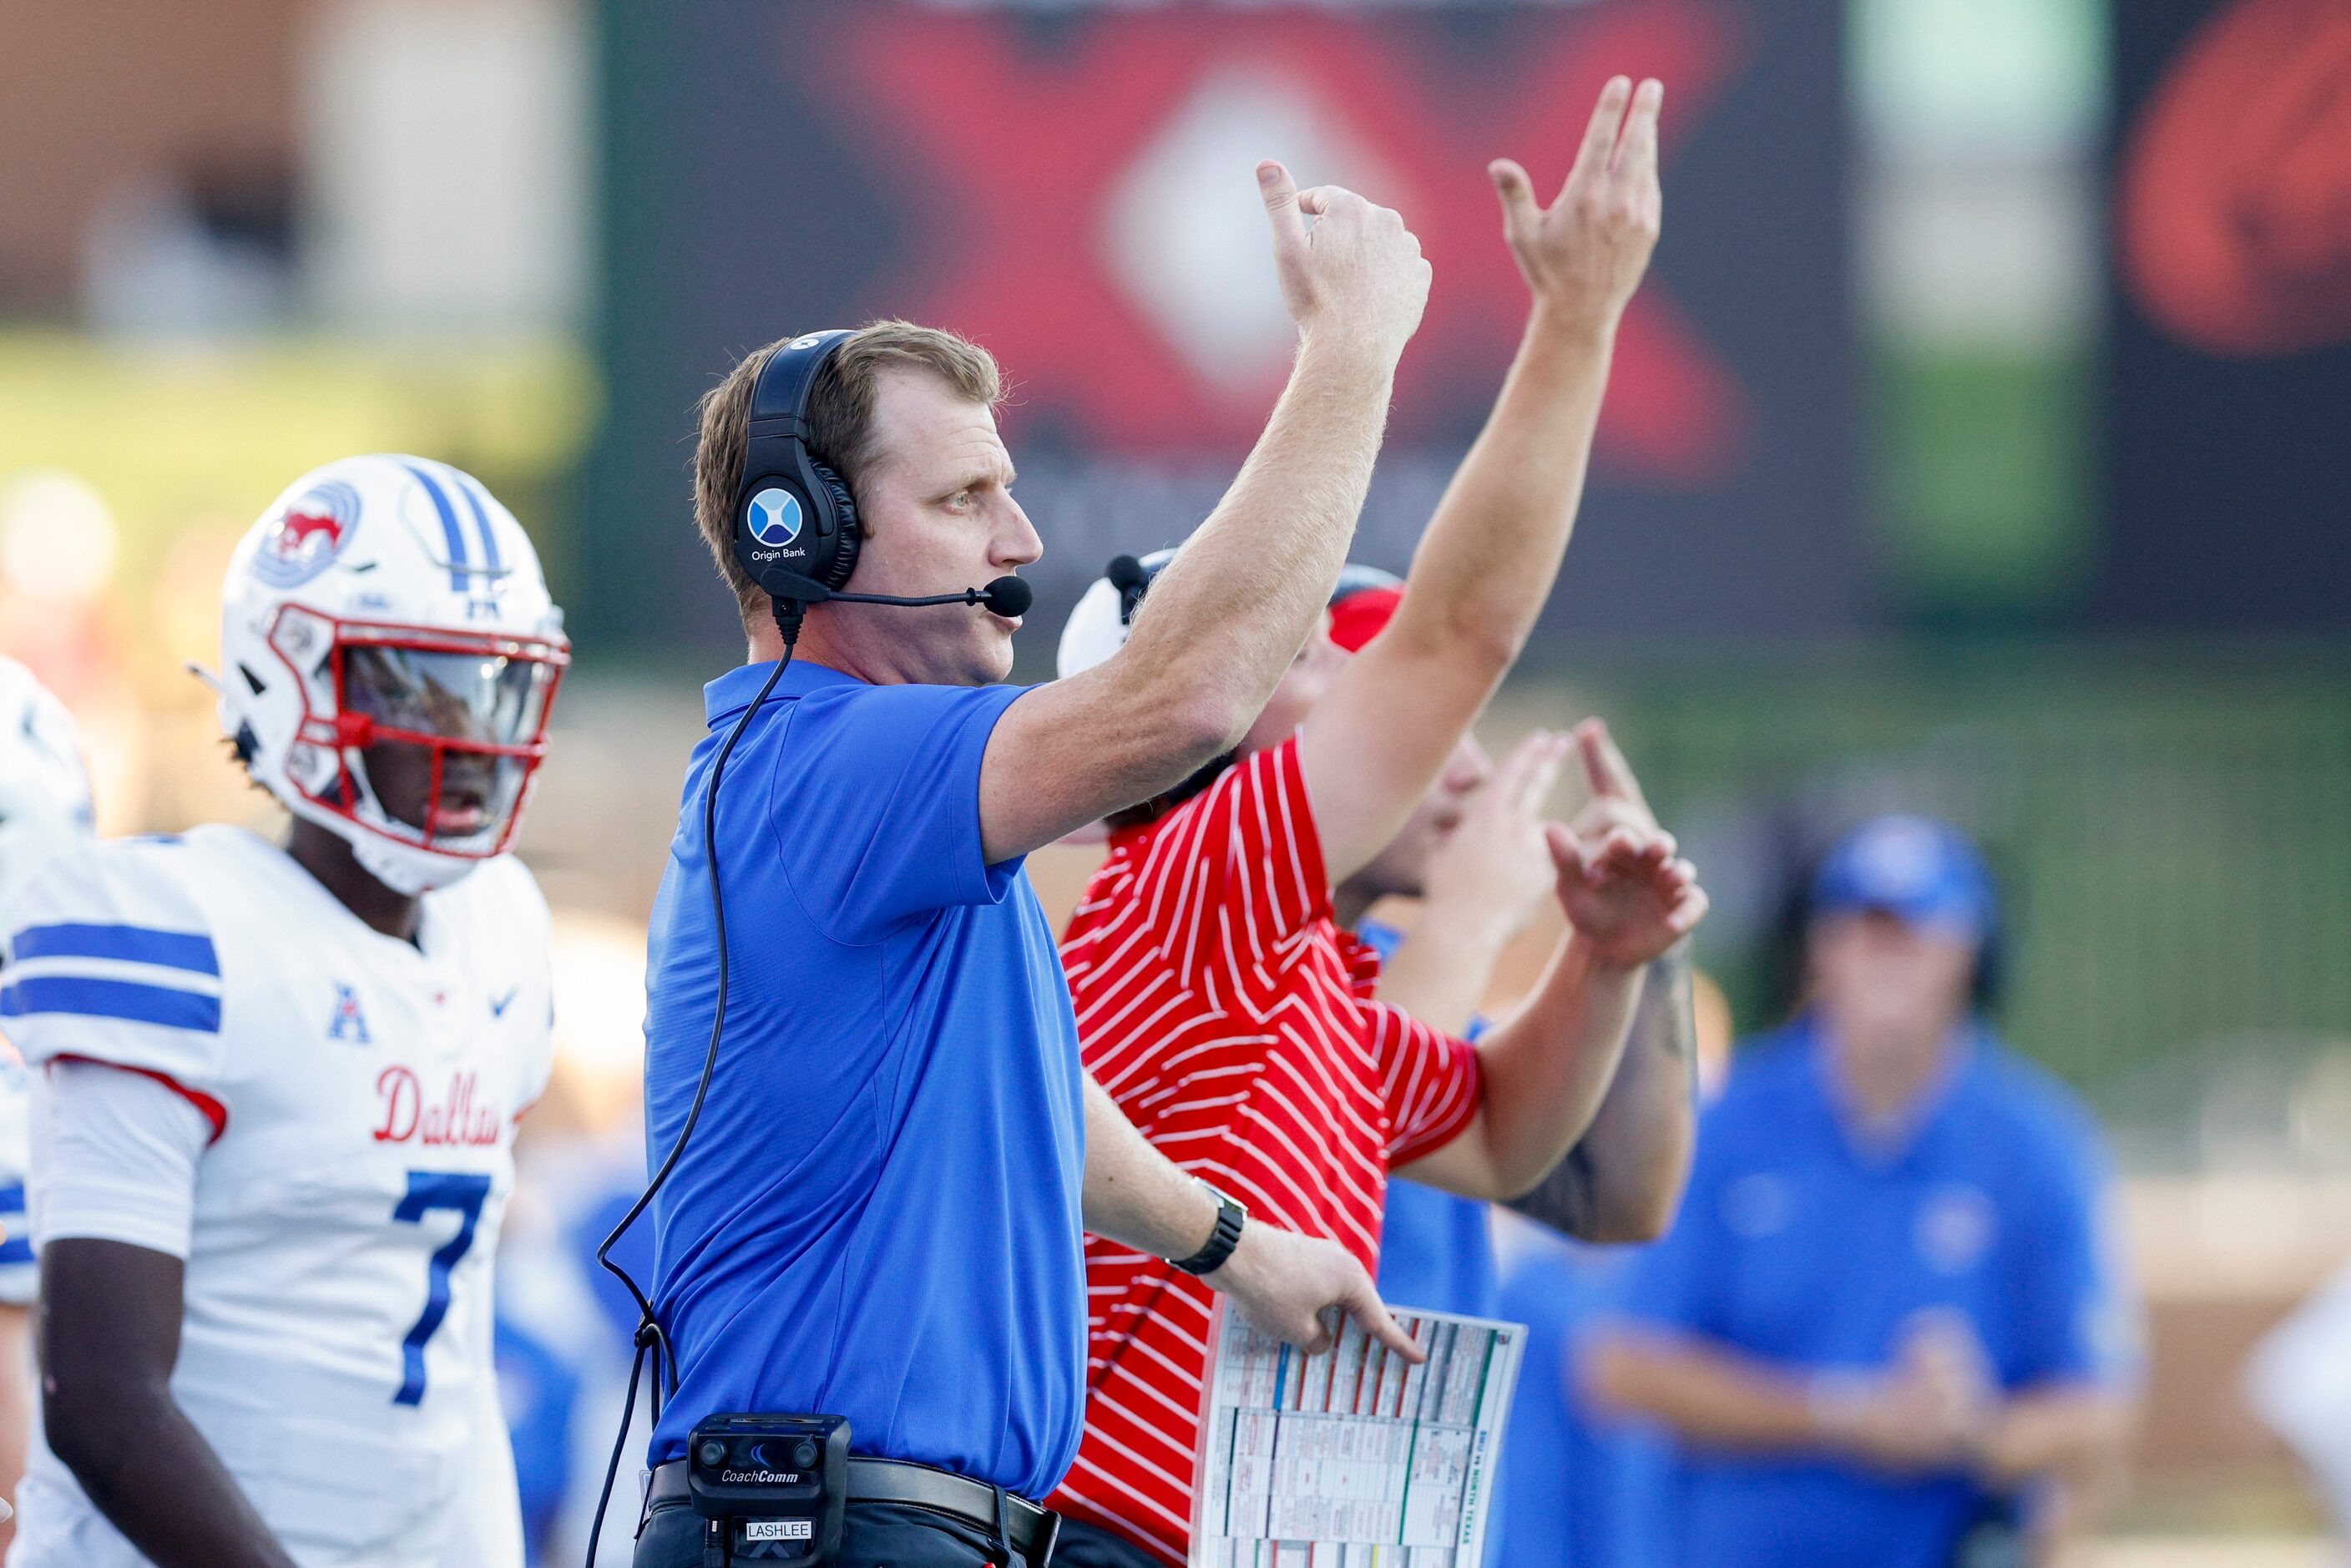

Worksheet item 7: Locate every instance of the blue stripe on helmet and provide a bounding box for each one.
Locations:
[13,922,220,976]
[445,464,505,575]
[401,460,470,591]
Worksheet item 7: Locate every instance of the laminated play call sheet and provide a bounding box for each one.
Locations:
[1190,1302,1526,1568]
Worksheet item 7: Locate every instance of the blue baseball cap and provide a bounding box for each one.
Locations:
[1810,814,1996,943]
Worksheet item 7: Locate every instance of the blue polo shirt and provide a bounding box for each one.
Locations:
[1622,1015,2137,1568]
[640,660,1088,1499]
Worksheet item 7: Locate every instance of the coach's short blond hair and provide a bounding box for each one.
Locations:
[693,321,1003,628]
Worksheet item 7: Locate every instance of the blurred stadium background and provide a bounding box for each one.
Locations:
[3,0,2348,1561]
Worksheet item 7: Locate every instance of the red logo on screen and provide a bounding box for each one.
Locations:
[812,2,1747,481]
[2121,0,2351,357]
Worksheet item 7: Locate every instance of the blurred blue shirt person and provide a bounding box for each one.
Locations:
[1378,1177,1501,1316]
[1342,704,1706,1568]
[1591,816,2141,1568]
[1489,1230,1675,1568]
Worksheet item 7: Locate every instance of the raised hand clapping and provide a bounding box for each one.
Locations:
[1545,718,1706,969]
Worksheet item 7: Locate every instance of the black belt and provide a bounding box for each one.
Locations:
[647,1457,1058,1562]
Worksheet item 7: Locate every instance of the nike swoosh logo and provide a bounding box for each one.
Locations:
[490,989,518,1019]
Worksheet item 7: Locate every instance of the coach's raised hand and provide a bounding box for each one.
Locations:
[1259,161,1432,362]
[1489,75,1664,336]
[981,166,1429,862]
[1292,75,1669,888]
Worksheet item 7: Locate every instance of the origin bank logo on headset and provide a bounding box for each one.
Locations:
[747,487,803,549]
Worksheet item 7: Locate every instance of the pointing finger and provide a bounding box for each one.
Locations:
[1615,78,1664,183]
[1568,76,1634,195]
[1575,717,1652,815]
[1574,720,1620,800]
[1545,820,1588,877]
[1353,1289,1426,1363]
[1259,161,1307,255]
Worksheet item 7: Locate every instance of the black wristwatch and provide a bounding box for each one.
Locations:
[1169,1182,1247,1277]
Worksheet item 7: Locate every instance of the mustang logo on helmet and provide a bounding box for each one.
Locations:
[252,479,364,589]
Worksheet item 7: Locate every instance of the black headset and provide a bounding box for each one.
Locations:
[732,330,863,616]
[728,330,1031,637]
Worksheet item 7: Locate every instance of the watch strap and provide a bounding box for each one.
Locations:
[1169,1184,1246,1277]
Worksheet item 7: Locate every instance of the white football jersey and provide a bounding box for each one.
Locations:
[0,824,554,1566]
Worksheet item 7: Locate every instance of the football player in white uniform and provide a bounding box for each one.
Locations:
[0,655,100,1538]
[0,456,569,1567]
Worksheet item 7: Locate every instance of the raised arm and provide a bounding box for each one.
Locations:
[1504,943,1696,1241]
[1302,78,1666,883]
[1504,722,1699,1242]
[980,168,1431,862]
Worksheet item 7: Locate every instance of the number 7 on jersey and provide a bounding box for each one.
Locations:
[392,1170,493,1405]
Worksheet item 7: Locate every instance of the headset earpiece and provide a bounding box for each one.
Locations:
[810,462,860,591]
[733,330,858,609]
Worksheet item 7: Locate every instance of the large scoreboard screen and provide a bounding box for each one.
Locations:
[580,0,1857,660]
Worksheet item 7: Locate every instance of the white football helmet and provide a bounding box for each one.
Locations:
[0,655,96,917]
[214,455,569,895]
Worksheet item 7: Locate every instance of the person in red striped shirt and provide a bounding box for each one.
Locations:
[1043,77,1705,1568]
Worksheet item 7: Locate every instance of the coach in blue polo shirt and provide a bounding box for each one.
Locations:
[1588,816,2141,1568]
[633,169,1435,1568]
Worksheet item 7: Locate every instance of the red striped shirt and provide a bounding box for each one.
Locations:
[1050,737,1482,1561]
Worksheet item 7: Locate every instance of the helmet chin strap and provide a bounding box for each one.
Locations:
[348,824,482,897]
[293,742,493,897]
[285,778,485,898]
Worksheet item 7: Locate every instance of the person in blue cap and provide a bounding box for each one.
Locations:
[1585,814,2142,1568]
